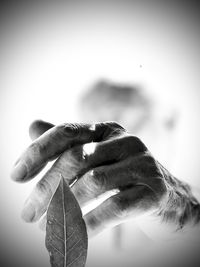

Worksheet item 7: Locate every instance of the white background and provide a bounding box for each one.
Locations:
[0,1,200,266]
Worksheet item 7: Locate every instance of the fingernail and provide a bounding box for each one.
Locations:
[11,161,27,181]
[21,200,36,222]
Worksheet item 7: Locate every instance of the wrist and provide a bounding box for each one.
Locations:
[157,163,200,229]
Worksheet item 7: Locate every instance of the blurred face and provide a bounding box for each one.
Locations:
[79,101,177,168]
[79,99,150,131]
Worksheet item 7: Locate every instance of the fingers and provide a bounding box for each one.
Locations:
[21,149,132,223]
[27,120,55,177]
[94,121,126,141]
[11,122,125,183]
[11,123,96,182]
[21,168,61,222]
[84,185,158,238]
[21,146,84,222]
[29,120,54,140]
[26,182,157,236]
[20,136,147,222]
[84,135,147,168]
[20,142,112,222]
[71,159,137,208]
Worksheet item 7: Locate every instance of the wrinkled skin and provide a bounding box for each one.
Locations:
[11,121,200,237]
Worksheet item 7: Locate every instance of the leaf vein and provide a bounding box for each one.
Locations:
[67,252,85,267]
[49,243,65,257]
[66,239,82,255]
[53,218,64,228]
[52,232,65,243]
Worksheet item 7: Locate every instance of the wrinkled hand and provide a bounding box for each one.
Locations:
[11,120,194,237]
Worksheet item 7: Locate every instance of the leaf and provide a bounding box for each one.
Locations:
[45,175,88,267]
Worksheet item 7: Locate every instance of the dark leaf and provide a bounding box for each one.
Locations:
[45,175,88,267]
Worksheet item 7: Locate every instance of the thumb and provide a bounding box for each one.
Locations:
[29,120,54,140]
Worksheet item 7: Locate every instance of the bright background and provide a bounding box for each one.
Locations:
[0,1,200,266]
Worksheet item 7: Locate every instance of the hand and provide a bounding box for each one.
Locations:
[11,120,200,237]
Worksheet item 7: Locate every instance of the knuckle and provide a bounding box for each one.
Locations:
[65,123,79,131]
[57,123,80,137]
[133,152,163,179]
[72,169,107,201]
[138,155,168,201]
[142,153,156,165]
[101,122,126,139]
[123,135,147,154]
[65,145,83,161]
[36,179,52,197]
[144,154,163,177]
[107,121,125,131]
[29,142,44,157]
[71,145,84,162]
[59,148,84,177]
[92,169,107,190]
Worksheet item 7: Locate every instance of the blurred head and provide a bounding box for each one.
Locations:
[78,79,178,166]
[79,80,153,134]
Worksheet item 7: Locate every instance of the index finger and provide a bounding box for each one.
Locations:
[11,123,96,182]
[11,121,125,182]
